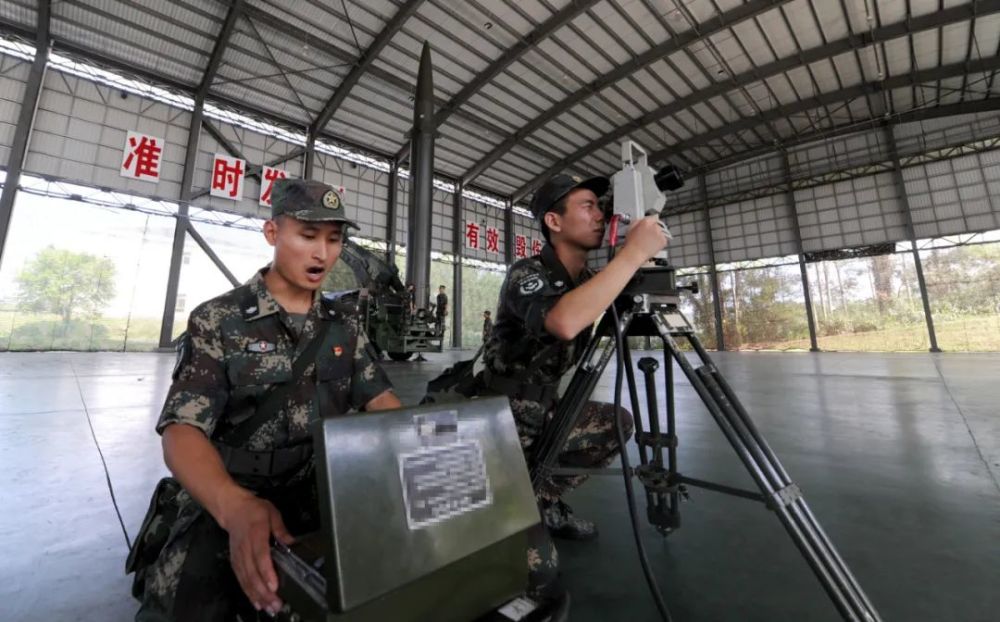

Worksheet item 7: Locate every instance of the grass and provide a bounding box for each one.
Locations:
[0,310,164,351]
[2,310,999,353]
[730,316,1000,352]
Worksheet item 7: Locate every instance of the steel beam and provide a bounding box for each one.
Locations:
[394,0,606,162]
[189,146,305,201]
[884,124,941,352]
[312,0,426,137]
[159,0,242,347]
[0,0,50,266]
[237,5,547,165]
[460,0,792,185]
[663,118,1000,220]
[186,221,240,287]
[510,7,1000,202]
[452,181,463,348]
[648,55,1000,166]
[780,153,819,352]
[690,96,1000,177]
[0,15,581,204]
[0,18,394,171]
[200,0,243,97]
[201,118,261,183]
[699,175,726,351]
[386,159,398,265]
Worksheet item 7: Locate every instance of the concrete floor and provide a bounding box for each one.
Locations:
[0,349,998,621]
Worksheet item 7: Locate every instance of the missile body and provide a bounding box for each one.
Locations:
[405,42,435,309]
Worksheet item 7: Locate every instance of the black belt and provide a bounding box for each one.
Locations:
[214,442,313,478]
[483,368,558,407]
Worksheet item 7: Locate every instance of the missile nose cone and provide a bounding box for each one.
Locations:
[414,41,435,128]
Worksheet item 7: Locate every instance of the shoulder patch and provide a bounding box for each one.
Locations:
[517,274,545,296]
[172,332,192,381]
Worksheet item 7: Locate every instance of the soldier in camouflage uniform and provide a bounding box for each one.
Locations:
[127,179,401,621]
[482,173,670,544]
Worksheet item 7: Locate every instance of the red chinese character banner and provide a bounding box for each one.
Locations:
[531,238,543,256]
[485,227,500,254]
[120,130,163,182]
[465,222,481,250]
[514,234,527,259]
[210,154,246,201]
[259,166,288,206]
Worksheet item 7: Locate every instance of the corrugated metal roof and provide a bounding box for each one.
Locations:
[1,0,996,202]
[0,0,36,28]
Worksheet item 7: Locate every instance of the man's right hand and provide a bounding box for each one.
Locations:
[621,215,670,264]
[220,492,296,615]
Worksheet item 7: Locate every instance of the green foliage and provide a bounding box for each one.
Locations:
[460,265,505,348]
[679,272,718,349]
[7,319,109,350]
[719,265,810,350]
[322,259,361,292]
[15,246,116,326]
[922,244,1000,319]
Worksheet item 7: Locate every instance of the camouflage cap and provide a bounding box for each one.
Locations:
[270,178,359,229]
[529,174,609,221]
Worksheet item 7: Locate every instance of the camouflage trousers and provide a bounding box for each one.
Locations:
[511,398,634,502]
[134,478,319,621]
[514,398,633,598]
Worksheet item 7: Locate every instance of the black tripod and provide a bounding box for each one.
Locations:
[529,265,881,622]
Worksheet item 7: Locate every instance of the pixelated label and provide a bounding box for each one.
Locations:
[497,596,539,620]
[399,440,492,530]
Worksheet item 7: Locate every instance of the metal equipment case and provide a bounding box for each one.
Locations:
[275,397,539,621]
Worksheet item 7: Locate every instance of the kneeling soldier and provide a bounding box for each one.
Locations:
[127,179,400,620]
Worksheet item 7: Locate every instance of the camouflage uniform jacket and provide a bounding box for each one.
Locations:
[159,268,393,470]
[482,244,593,389]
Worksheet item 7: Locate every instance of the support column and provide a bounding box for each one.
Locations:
[158,102,203,347]
[780,153,820,352]
[699,175,726,351]
[386,159,398,265]
[504,198,514,268]
[452,181,464,348]
[0,0,51,265]
[885,124,941,352]
[158,0,241,347]
[304,133,317,180]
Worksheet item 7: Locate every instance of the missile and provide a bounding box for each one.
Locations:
[405,41,435,310]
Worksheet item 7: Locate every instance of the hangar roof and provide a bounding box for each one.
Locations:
[2,0,999,203]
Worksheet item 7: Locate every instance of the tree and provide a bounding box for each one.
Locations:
[15,246,116,325]
[870,254,894,313]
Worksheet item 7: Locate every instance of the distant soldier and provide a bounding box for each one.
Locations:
[406,282,416,315]
[436,285,448,337]
[482,310,493,343]
[127,179,401,620]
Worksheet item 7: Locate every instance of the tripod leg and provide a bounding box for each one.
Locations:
[651,312,879,622]
[621,339,657,515]
[688,338,879,617]
[695,368,868,616]
[662,351,682,525]
[637,356,678,532]
[530,310,634,488]
[621,339,651,468]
